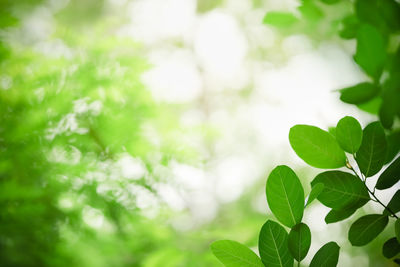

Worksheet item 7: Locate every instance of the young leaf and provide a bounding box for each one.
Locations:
[354,24,387,80]
[306,183,324,207]
[382,237,400,259]
[325,205,358,224]
[383,190,400,215]
[396,219,400,242]
[258,220,293,267]
[376,156,400,189]
[211,240,264,267]
[356,122,387,177]
[309,242,340,267]
[348,214,389,246]
[311,171,370,210]
[266,166,304,228]
[336,116,363,153]
[288,223,311,262]
[263,12,298,28]
[339,82,379,104]
[289,125,346,169]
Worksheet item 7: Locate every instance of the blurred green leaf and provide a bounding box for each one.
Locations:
[309,242,340,267]
[348,214,388,246]
[385,131,400,164]
[396,219,400,242]
[263,12,299,28]
[211,240,264,267]
[335,116,363,153]
[339,82,379,105]
[382,237,400,259]
[288,223,311,262]
[339,15,359,39]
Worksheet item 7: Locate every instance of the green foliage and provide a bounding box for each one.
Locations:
[356,122,387,177]
[210,240,264,267]
[382,237,400,259]
[325,206,358,224]
[262,12,299,28]
[287,223,311,261]
[396,220,400,242]
[265,166,304,228]
[384,190,400,215]
[289,125,346,169]
[339,83,379,105]
[335,116,363,153]
[348,214,389,246]
[258,220,293,267]
[377,156,400,189]
[306,183,324,206]
[309,242,340,267]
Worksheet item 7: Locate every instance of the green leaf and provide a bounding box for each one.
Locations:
[348,214,389,246]
[211,240,264,267]
[298,0,324,23]
[289,125,346,169]
[356,122,387,177]
[379,0,400,32]
[339,15,359,40]
[356,96,382,115]
[339,82,379,104]
[377,156,400,189]
[354,24,387,80]
[320,0,340,5]
[266,165,304,227]
[383,190,400,215]
[288,223,311,262]
[258,220,293,267]
[263,12,298,28]
[385,131,400,164]
[396,219,400,242]
[325,205,358,224]
[383,237,400,259]
[309,242,340,267]
[306,183,324,207]
[335,116,363,153]
[311,171,370,210]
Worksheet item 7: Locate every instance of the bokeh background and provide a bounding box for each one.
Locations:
[0,0,398,266]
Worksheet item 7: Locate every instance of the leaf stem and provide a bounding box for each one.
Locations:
[346,162,398,219]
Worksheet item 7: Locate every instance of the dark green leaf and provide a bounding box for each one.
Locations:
[396,219,400,242]
[289,125,346,169]
[309,242,340,267]
[325,205,358,224]
[211,240,264,267]
[394,258,400,265]
[311,171,370,210]
[266,165,304,227]
[356,122,387,177]
[383,237,400,259]
[355,0,389,34]
[336,116,363,153]
[288,223,311,261]
[258,220,293,267]
[385,131,400,164]
[306,183,324,207]
[377,156,400,189]
[339,82,379,104]
[348,214,388,246]
[379,0,400,32]
[379,81,400,129]
[383,190,400,215]
[354,24,387,80]
[263,12,298,28]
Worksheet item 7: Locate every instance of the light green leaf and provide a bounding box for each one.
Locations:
[354,24,387,80]
[289,125,346,169]
[309,242,340,267]
[382,237,400,259]
[211,240,264,267]
[266,165,304,228]
[356,122,387,177]
[377,156,400,189]
[258,220,293,267]
[325,205,358,224]
[311,171,370,210]
[288,223,311,262]
[336,116,363,153]
[306,183,324,207]
[348,214,389,246]
[339,82,379,104]
[383,190,400,215]
[263,12,298,28]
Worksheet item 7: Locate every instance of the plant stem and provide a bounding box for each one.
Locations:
[347,164,398,219]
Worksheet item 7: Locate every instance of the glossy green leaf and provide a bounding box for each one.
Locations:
[306,183,324,207]
[288,223,311,262]
[396,219,400,242]
[289,125,346,169]
[266,165,304,227]
[383,190,400,215]
[263,12,298,28]
[377,156,400,189]
[325,205,358,224]
[258,220,293,267]
[356,122,387,177]
[383,237,400,259]
[339,82,379,104]
[311,171,370,210]
[336,116,363,153]
[211,240,264,267]
[348,214,389,246]
[354,24,387,80]
[309,242,340,267]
